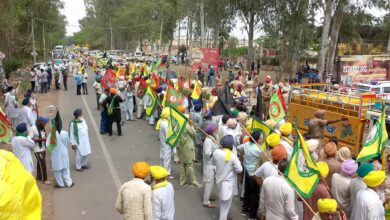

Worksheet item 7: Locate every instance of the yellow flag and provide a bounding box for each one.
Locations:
[285,128,320,199]
[0,150,42,220]
[166,106,188,147]
[357,106,388,162]
[145,86,157,117]
[251,117,273,150]
[191,80,201,99]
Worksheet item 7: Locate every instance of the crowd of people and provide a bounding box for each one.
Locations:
[1,54,389,220]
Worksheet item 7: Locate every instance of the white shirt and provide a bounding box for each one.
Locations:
[28,125,46,153]
[152,182,175,220]
[254,161,278,179]
[351,188,385,220]
[11,136,36,173]
[350,177,366,218]
[213,148,242,200]
[260,175,299,220]
[331,173,353,217]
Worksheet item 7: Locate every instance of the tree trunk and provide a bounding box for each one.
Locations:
[168,40,172,55]
[188,17,193,61]
[317,0,334,80]
[247,12,254,73]
[326,0,347,78]
[200,0,205,48]
[291,29,303,80]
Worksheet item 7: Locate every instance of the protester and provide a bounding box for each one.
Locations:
[92,75,103,110]
[213,135,243,220]
[19,97,35,130]
[352,170,386,219]
[279,122,293,160]
[99,88,110,134]
[69,108,92,171]
[314,199,346,220]
[125,82,135,121]
[81,70,89,95]
[4,86,18,127]
[157,107,174,179]
[202,123,219,208]
[30,67,37,91]
[40,68,48,93]
[303,161,331,220]
[331,159,358,218]
[190,103,203,163]
[260,159,298,220]
[237,130,262,218]
[29,116,50,185]
[319,142,341,187]
[104,88,124,136]
[177,119,201,187]
[11,123,35,173]
[350,162,375,219]
[46,111,74,188]
[150,166,175,220]
[115,161,152,220]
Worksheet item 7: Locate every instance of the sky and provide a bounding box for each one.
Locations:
[62,0,388,39]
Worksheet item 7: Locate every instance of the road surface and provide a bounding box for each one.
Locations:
[51,70,246,220]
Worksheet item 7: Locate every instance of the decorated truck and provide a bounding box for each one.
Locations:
[288,86,386,156]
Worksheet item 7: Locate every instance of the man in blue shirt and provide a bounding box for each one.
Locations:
[75,73,82,95]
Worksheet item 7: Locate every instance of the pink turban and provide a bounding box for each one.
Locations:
[226,118,237,129]
[341,159,358,177]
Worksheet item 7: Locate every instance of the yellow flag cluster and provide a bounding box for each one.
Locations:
[0,150,42,219]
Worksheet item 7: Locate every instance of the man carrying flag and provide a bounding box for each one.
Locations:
[356,104,388,163]
[46,109,74,188]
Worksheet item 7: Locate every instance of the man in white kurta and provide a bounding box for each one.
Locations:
[19,98,35,130]
[260,160,298,220]
[351,170,386,220]
[213,135,243,220]
[69,108,92,171]
[350,162,374,219]
[158,108,173,177]
[150,166,175,220]
[11,123,36,173]
[202,123,219,208]
[47,129,73,187]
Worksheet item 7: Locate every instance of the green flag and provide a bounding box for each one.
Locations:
[357,105,388,162]
[269,93,286,122]
[47,119,57,152]
[251,117,273,150]
[166,106,188,147]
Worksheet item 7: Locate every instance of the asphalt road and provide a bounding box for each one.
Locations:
[52,70,245,220]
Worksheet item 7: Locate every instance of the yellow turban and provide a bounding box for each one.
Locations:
[317,198,337,213]
[363,170,386,188]
[317,162,329,178]
[279,122,292,136]
[266,133,280,147]
[265,119,276,129]
[132,162,150,179]
[150,166,168,180]
[161,107,170,120]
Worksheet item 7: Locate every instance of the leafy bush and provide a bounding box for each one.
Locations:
[3,57,23,74]
[221,47,248,58]
[261,57,279,66]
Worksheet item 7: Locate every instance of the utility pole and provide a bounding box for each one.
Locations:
[159,18,164,52]
[43,24,46,61]
[110,18,114,50]
[31,15,37,63]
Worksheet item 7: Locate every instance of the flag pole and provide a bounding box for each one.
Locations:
[236,121,320,218]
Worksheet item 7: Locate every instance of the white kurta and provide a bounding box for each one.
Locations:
[69,119,92,157]
[11,136,36,173]
[351,188,385,220]
[349,177,366,218]
[260,175,299,220]
[5,92,18,119]
[18,106,35,130]
[159,120,171,160]
[202,137,218,182]
[47,130,70,171]
[331,173,353,217]
[280,139,293,161]
[152,182,175,220]
[213,148,242,201]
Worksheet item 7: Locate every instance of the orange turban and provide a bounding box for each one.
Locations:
[178,105,186,113]
[110,87,117,95]
[324,142,337,156]
[271,145,287,161]
[132,161,150,179]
